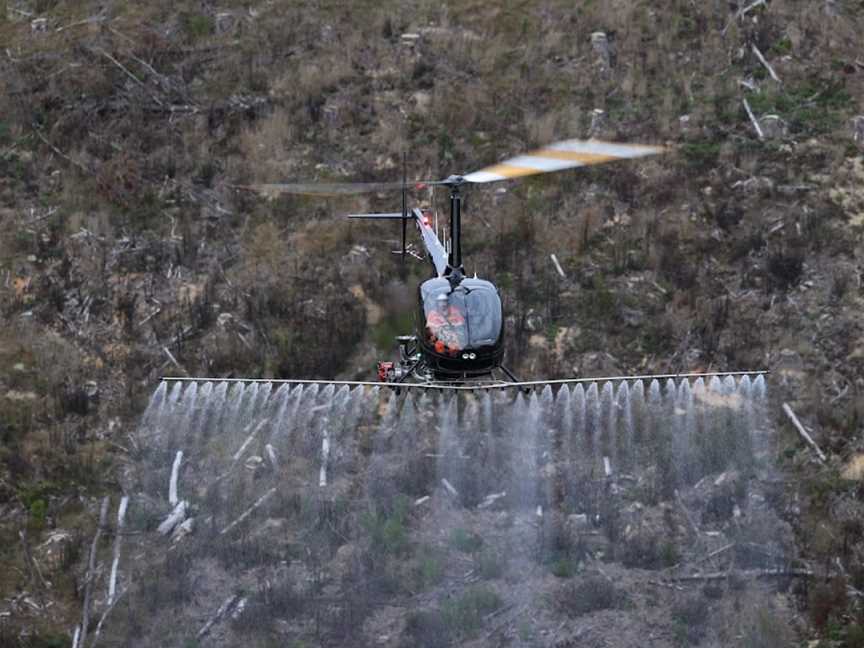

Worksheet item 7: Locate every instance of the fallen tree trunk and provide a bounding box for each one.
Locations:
[90,587,126,648]
[220,487,276,536]
[674,489,700,536]
[107,495,129,605]
[743,98,764,139]
[752,44,781,83]
[19,525,47,594]
[232,419,269,461]
[162,346,181,369]
[669,568,812,582]
[693,542,736,566]
[265,444,278,471]
[550,254,566,279]
[196,594,240,640]
[169,451,183,505]
[79,497,110,647]
[319,433,330,487]
[158,501,187,536]
[441,478,459,498]
[782,403,827,462]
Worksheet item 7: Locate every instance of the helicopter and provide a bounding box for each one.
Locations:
[245,139,664,384]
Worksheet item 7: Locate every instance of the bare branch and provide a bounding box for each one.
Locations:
[55,14,104,33]
[96,48,164,107]
[32,127,91,174]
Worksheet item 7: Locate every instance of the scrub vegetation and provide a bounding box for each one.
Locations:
[0,0,863,645]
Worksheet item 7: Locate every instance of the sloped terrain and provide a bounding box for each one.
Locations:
[0,0,863,645]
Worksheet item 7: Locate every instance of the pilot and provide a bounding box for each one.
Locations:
[426,293,466,355]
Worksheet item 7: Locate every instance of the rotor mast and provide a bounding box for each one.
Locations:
[445,175,464,276]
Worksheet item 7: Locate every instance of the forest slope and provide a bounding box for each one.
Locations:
[0,0,863,645]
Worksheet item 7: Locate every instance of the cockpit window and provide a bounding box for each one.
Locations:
[421,282,502,353]
[464,289,502,347]
[424,292,468,355]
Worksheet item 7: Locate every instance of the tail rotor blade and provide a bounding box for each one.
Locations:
[462,139,665,184]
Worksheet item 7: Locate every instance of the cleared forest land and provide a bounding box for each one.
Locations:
[0,0,863,645]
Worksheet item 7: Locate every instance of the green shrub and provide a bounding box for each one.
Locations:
[441,586,503,636]
[28,634,68,648]
[680,140,721,171]
[0,397,36,446]
[618,532,679,570]
[846,624,864,648]
[555,575,627,616]
[29,498,47,525]
[411,551,444,590]
[550,557,578,578]
[362,497,411,557]
[449,527,483,554]
[537,516,586,578]
[403,609,450,648]
[740,605,795,648]
[476,550,506,580]
[578,276,617,323]
[672,595,709,645]
[770,37,792,56]
[809,577,848,629]
[182,13,213,40]
[745,80,853,135]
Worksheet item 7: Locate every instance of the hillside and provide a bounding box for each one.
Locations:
[1,0,863,645]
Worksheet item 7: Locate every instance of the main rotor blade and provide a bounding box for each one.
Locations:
[233,181,438,197]
[462,139,665,183]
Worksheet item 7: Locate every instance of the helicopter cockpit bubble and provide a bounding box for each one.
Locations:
[418,277,504,375]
